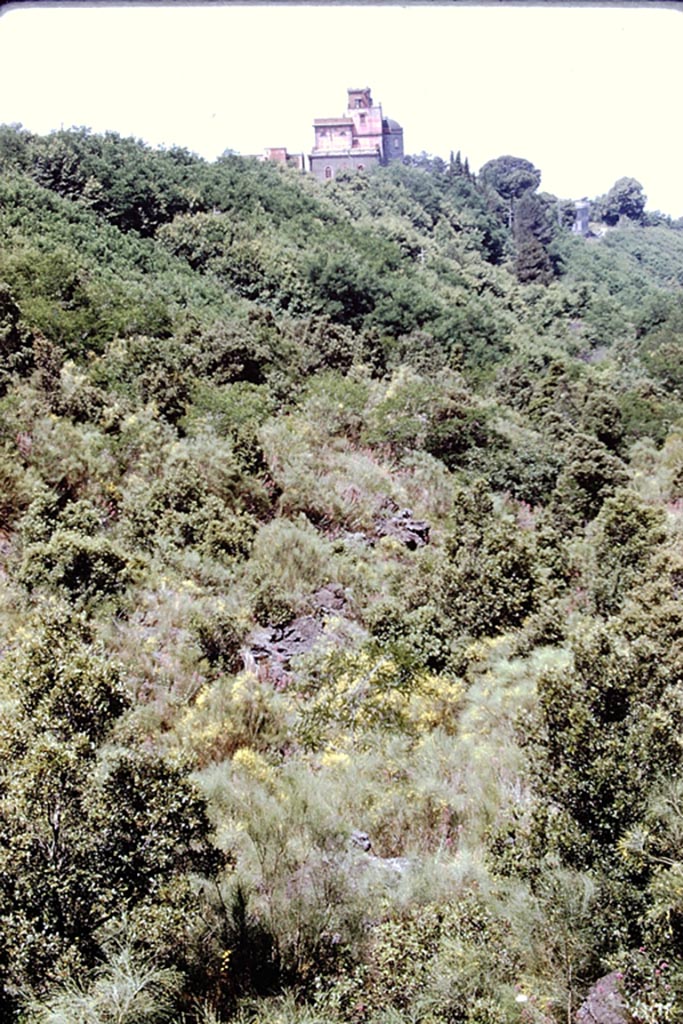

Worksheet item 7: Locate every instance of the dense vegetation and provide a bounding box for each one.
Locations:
[1,123,683,1023]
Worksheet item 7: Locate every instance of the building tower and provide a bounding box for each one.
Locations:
[309,87,404,181]
[572,199,591,236]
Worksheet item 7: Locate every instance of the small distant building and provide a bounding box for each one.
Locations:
[259,147,306,172]
[573,199,591,236]
[309,87,404,181]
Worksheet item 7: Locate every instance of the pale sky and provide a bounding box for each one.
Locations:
[1,3,682,216]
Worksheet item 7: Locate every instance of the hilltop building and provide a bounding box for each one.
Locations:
[573,199,591,236]
[258,147,306,171]
[309,87,404,181]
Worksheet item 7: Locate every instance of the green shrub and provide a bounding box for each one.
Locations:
[23,947,183,1024]
[0,609,220,1002]
[247,516,335,623]
[367,596,456,673]
[191,604,246,673]
[0,282,34,395]
[320,895,521,1024]
[0,446,32,529]
[300,370,372,442]
[485,439,562,505]
[550,433,629,532]
[199,509,257,564]
[441,515,539,639]
[588,489,666,615]
[120,434,262,559]
[19,529,132,603]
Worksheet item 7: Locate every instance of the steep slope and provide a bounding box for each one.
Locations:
[0,128,682,1024]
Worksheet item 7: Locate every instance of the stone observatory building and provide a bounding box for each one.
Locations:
[309,87,404,181]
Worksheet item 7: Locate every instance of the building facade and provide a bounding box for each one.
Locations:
[260,147,306,172]
[572,199,591,236]
[309,87,404,181]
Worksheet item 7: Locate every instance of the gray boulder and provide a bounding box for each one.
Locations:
[576,972,629,1024]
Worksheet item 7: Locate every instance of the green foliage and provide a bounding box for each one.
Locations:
[2,125,683,1023]
[319,894,521,1024]
[580,390,624,452]
[550,433,629,531]
[191,604,246,673]
[0,609,219,1006]
[0,282,34,395]
[305,249,381,329]
[361,367,501,470]
[0,444,32,529]
[480,155,542,232]
[441,484,540,638]
[247,516,334,624]
[512,192,559,285]
[119,433,261,565]
[527,586,683,892]
[297,644,464,747]
[17,496,132,604]
[602,177,647,225]
[14,128,202,237]
[480,155,541,203]
[588,490,665,615]
[3,605,129,743]
[23,946,183,1024]
[19,529,132,604]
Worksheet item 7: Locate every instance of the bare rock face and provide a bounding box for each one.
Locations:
[247,616,324,686]
[350,830,372,852]
[244,583,360,686]
[576,972,630,1024]
[348,830,410,878]
[310,582,347,613]
[375,503,430,550]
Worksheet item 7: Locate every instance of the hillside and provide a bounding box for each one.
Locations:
[1,125,683,1024]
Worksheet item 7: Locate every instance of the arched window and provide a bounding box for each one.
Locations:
[324,166,332,179]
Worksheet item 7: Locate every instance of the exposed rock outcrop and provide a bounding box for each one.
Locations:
[244,583,361,685]
[576,972,629,1024]
[247,616,323,686]
[375,502,430,549]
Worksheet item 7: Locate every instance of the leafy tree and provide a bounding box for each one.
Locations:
[513,192,557,284]
[441,508,539,638]
[305,249,380,329]
[0,609,220,1009]
[580,390,624,452]
[24,128,202,236]
[0,282,34,394]
[550,433,628,532]
[523,557,683,951]
[603,177,647,225]
[589,490,665,615]
[479,155,542,227]
[0,123,32,170]
[640,322,683,393]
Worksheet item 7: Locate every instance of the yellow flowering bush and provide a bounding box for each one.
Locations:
[297,646,463,749]
[177,670,292,767]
